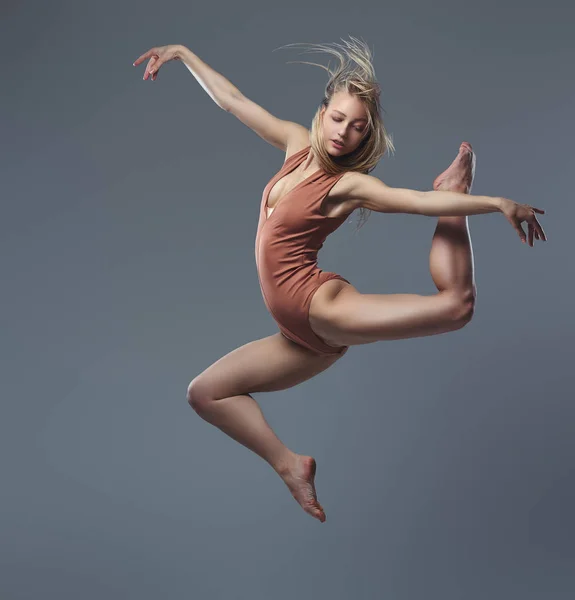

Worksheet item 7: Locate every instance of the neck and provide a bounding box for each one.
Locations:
[302,148,320,172]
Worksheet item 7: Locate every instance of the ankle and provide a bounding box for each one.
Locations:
[272,450,299,476]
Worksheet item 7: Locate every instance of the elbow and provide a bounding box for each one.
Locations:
[396,189,426,215]
[411,190,433,215]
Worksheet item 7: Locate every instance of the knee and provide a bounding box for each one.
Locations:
[453,287,476,328]
[186,377,210,412]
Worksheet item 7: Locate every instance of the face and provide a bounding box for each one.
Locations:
[320,91,369,155]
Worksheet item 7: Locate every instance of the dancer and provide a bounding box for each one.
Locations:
[134,37,546,523]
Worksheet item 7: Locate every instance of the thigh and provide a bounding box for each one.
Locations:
[312,284,470,346]
[189,332,347,401]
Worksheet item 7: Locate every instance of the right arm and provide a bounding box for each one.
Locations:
[134,45,306,151]
[178,45,307,150]
[176,45,241,111]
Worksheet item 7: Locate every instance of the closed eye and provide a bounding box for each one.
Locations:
[332,117,363,132]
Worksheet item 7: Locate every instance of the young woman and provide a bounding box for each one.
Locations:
[134,37,546,523]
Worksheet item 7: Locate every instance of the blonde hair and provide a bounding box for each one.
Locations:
[273,35,395,231]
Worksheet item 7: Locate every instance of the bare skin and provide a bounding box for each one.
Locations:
[133,48,544,522]
[188,142,476,524]
[433,141,475,194]
[308,142,477,347]
[187,333,342,523]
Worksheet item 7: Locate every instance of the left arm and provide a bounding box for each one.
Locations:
[348,173,547,244]
[349,173,502,216]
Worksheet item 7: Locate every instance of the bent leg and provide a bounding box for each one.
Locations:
[187,332,344,474]
[430,141,477,295]
[314,287,472,346]
[310,142,477,347]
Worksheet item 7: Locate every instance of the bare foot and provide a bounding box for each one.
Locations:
[279,455,326,523]
[433,141,476,193]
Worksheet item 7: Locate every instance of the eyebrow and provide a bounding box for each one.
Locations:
[333,109,367,123]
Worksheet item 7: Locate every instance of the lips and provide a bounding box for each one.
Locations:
[332,140,344,148]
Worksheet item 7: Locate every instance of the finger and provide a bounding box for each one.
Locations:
[528,223,534,247]
[514,221,527,243]
[535,220,547,241]
[133,48,157,66]
[150,59,162,78]
[532,207,545,214]
[144,56,159,80]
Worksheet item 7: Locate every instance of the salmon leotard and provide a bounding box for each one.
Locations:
[255,145,352,356]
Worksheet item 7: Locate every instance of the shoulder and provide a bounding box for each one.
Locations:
[331,171,378,212]
[281,127,312,161]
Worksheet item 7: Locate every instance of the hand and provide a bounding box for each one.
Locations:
[499,198,547,247]
[133,45,183,81]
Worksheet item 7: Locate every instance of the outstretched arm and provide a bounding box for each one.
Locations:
[176,46,241,110]
[349,173,546,244]
[133,45,305,151]
[178,46,307,150]
[350,173,501,216]
[134,44,241,110]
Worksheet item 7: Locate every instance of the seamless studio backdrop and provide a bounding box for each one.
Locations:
[1,1,573,599]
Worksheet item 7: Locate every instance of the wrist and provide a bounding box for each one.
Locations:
[494,197,507,212]
[175,45,190,60]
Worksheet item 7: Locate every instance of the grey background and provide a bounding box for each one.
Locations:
[1,0,573,598]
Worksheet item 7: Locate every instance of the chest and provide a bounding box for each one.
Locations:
[266,169,354,220]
